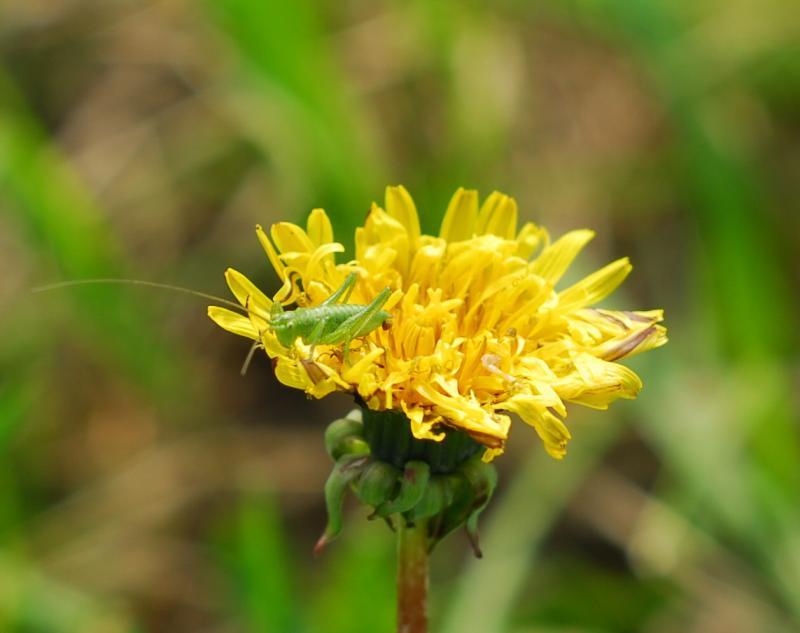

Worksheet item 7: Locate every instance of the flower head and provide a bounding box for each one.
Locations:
[209,186,666,460]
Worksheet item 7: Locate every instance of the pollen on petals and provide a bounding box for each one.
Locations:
[209,186,667,459]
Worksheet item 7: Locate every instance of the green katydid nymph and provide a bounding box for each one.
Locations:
[33,272,393,370]
[269,272,393,363]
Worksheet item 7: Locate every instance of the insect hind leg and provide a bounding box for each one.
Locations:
[321,273,357,306]
[305,317,328,346]
[303,314,336,360]
[329,287,392,364]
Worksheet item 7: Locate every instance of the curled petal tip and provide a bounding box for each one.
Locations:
[466,526,483,559]
[313,534,329,558]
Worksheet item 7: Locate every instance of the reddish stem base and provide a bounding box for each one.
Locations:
[397,519,429,633]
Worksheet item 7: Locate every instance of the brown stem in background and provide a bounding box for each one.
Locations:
[397,519,428,633]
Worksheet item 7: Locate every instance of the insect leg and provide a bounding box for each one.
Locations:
[321,273,357,306]
[305,317,328,345]
[347,288,391,333]
[340,273,356,304]
[303,313,337,359]
[327,288,392,363]
[240,318,269,376]
[240,339,262,376]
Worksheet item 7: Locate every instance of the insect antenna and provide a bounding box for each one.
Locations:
[36,278,277,378]
[32,278,245,312]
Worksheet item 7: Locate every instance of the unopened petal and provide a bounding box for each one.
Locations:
[476,191,518,239]
[439,187,478,243]
[386,185,421,249]
[516,222,549,260]
[306,208,333,246]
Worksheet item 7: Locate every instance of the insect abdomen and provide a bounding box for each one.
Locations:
[271,304,368,345]
[291,304,366,330]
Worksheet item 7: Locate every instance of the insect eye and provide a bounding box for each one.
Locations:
[381,319,393,331]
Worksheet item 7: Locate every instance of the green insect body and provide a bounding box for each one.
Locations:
[269,273,392,361]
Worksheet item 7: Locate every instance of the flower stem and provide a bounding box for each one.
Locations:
[397,519,429,633]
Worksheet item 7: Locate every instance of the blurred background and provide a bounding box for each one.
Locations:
[1,1,799,632]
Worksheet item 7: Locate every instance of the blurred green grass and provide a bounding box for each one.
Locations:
[1,0,798,631]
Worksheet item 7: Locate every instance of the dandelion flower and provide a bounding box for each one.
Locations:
[209,186,667,460]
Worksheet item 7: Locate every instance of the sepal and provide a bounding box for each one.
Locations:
[405,475,458,523]
[324,416,369,460]
[374,461,430,517]
[314,453,369,556]
[317,408,499,558]
[355,461,401,507]
[460,456,498,558]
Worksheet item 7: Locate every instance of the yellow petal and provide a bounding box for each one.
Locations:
[260,330,285,357]
[341,348,385,384]
[305,242,345,281]
[256,224,285,280]
[224,268,272,316]
[385,185,421,248]
[476,191,518,239]
[278,252,311,274]
[273,267,303,305]
[501,394,572,459]
[416,379,509,446]
[598,324,668,361]
[555,352,643,409]
[270,222,314,254]
[531,229,595,284]
[402,402,445,441]
[364,205,410,276]
[274,357,312,390]
[306,208,333,246]
[384,288,404,312]
[571,308,665,345]
[306,379,341,399]
[626,309,665,323]
[439,187,478,242]
[481,446,504,462]
[557,258,632,311]
[516,222,549,260]
[409,239,446,289]
[537,410,571,459]
[208,306,258,340]
[299,357,348,399]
